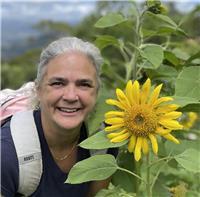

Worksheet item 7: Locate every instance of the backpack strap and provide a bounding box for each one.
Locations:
[10,110,42,196]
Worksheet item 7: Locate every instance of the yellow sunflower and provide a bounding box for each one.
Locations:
[104,78,183,161]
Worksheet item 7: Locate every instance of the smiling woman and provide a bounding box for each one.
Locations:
[1,37,118,197]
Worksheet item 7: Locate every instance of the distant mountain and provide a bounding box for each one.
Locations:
[1,1,96,61]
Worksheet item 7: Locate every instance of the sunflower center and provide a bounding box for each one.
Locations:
[124,105,158,137]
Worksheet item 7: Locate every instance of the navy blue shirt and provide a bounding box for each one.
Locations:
[1,110,117,197]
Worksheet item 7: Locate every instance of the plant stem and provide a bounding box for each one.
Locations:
[146,154,152,197]
[117,166,146,184]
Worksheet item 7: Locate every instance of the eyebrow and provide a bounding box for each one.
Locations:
[48,77,95,84]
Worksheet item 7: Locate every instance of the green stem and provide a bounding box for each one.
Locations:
[130,9,145,80]
[117,166,146,184]
[146,154,152,197]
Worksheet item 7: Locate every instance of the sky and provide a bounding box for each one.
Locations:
[1,0,199,47]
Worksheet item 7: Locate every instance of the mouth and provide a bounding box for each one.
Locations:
[57,107,81,113]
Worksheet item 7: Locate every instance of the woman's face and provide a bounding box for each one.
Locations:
[37,51,98,132]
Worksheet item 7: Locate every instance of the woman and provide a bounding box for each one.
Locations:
[1,37,117,197]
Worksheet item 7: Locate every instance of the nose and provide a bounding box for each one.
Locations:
[62,85,78,102]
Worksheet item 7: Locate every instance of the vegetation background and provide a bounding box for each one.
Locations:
[2,1,200,89]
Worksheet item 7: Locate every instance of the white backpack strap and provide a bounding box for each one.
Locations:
[10,110,42,196]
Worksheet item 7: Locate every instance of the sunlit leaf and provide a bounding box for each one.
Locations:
[95,35,120,50]
[174,149,200,172]
[95,13,127,28]
[66,155,117,184]
[79,130,128,149]
[140,44,164,68]
[175,66,200,100]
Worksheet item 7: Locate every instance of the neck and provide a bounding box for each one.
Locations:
[41,115,81,150]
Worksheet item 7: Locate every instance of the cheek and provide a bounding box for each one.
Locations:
[82,91,97,108]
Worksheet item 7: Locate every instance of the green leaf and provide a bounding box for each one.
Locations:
[172,48,190,60]
[181,103,200,113]
[174,149,200,172]
[146,65,178,79]
[95,35,120,50]
[112,151,137,193]
[66,154,118,184]
[175,66,200,100]
[79,130,128,149]
[150,12,177,27]
[171,96,199,108]
[94,13,127,28]
[140,44,164,68]
[185,51,200,65]
[164,51,180,66]
[165,140,200,156]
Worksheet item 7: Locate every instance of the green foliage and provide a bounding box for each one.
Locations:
[79,131,128,150]
[66,154,118,184]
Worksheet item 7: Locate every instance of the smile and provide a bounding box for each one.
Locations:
[57,107,81,113]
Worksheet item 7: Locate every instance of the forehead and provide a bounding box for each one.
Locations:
[44,51,97,81]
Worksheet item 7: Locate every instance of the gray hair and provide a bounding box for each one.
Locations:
[36,37,103,87]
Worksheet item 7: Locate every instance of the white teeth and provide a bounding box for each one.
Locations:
[59,108,78,113]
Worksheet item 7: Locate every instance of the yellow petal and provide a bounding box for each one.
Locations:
[162,111,182,119]
[155,127,171,135]
[105,111,125,118]
[125,80,135,105]
[107,129,127,139]
[156,104,179,114]
[149,134,158,154]
[142,138,149,155]
[105,117,124,125]
[149,84,163,106]
[106,99,127,110]
[163,133,180,144]
[159,119,183,130]
[128,135,136,153]
[153,97,173,107]
[134,137,142,161]
[104,124,124,132]
[110,132,131,143]
[116,88,131,108]
[132,80,140,104]
[140,78,151,104]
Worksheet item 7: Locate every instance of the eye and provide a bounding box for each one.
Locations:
[80,82,93,88]
[49,81,64,87]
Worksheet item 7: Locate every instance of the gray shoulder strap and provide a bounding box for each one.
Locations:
[10,110,42,196]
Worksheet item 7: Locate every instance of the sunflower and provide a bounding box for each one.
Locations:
[104,78,183,161]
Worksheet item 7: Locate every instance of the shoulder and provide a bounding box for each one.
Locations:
[1,120,19,196]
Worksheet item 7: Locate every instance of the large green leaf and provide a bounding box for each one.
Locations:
[172,96,199,108]
[94,13,127,28]
[79,130,128,149]
[66,154,117,184]
[140,44,164,69]
[147,12,177,27]
[174,149,200,173]
[95,35,120,50]
[146,65,178,79]
[175,66,200,100]
[165,140,200,156]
